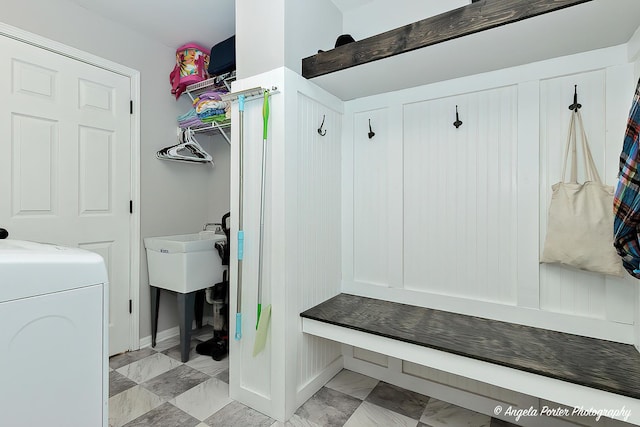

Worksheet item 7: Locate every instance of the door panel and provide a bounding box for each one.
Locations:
[0,35,132,355]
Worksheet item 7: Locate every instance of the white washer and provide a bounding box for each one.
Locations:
[0,239,109,427]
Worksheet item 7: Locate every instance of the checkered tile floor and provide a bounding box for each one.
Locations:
[109,327,518,427]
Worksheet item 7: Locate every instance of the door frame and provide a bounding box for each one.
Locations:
[0,22,141,352]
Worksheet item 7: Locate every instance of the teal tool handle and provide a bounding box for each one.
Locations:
[238,94,245,112]
[237,230,244,260]
[235,313,242,340]
[262,91,269,140]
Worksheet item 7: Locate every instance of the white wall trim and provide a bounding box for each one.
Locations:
[628,25,640,63]
[346,45,628,109]
[0,21,142,354]
[139,325,179,349]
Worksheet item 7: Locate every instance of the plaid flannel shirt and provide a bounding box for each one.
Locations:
[614,78,640,278]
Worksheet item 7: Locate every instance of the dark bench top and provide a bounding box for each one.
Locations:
[300,293,640,399]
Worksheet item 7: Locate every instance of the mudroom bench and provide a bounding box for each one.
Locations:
[300,293,640,425]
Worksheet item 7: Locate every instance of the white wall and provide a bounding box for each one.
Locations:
[236,0,342,78]
[235,0,285,80]
[1,0,230,341]
[341,0,468,40]
[284,0,342,73]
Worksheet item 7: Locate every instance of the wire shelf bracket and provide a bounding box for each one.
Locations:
[220,86,278,103]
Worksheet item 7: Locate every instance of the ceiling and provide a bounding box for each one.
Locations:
[65,0,640,100]
[66,0,364,50]
[67,0,236,49]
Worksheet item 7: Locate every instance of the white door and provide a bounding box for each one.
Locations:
[0,35,132,356]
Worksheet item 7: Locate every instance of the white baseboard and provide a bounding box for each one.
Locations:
[296,356,344,409]
[139,326,179,349]
[139,316,214,349]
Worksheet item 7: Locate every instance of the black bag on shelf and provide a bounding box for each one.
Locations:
[208,35,236,76]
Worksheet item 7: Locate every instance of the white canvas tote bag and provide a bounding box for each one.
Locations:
[540,109,624,276]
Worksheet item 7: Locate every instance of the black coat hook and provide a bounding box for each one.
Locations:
[317,115,327,136]
[368,119,375,139]
[568,85,582,111]
[453,105,463,128]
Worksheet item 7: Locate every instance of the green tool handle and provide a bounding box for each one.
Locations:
[263,91,270,139]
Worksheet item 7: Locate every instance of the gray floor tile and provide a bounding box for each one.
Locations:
[141,364,210,400]
[295,387,361,426]
[109,370,138,397]
[161,340,202,362]
[123,402,200,427]
[111,347,520,427]
[325,369,379,400]
[365,381,430,420]
[215,368,229,384]
[204,401,274,427]
[109,347,157,370]
[421,397,490,427]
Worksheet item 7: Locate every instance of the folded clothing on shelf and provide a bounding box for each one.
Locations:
[178,89,231,129]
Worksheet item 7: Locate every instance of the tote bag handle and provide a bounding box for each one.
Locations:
[561,109,602,184]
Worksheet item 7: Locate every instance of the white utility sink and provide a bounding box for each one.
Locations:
[144,232,226,293]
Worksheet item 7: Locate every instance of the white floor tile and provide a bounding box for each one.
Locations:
[420,398,491,427]
[116,352,182,384]
[170,377,232,421]
[344,401,418,427]
[108,385,164,427]
[325,370,379,400]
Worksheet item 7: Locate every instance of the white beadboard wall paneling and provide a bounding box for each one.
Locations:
[516,81,542,309]
[343,281,633,343]
[342,101,355,286]
[388,102,404,288]
[402,86,518,304]
[295,91,343,391]
[539,70,633,323]
[352,108,391,286]
[604,64,637,326]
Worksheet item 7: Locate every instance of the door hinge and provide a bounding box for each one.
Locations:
[130,100,133,114]
[129,200,133,214]
[129,299,132,314]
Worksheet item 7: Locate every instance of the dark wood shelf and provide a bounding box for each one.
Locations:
[302,0,591,80]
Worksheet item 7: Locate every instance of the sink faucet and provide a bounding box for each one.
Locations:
[203,222,223,233]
